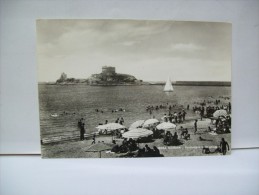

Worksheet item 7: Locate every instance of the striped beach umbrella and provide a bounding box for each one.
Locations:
[129,120,145,130]
[96,123,125,134]
[143,119,159,127]
[122,128,153,139]
[213,110,228,118]
[156,122,176,130]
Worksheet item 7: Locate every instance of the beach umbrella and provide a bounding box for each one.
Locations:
[96,124,105,129]
[129,120,145,130]
[96,123,125,141]
[122,128,153,139]
[143,119,159,127]
[156,122,176,130]
[213,110,227,118]
[85,142,115,158]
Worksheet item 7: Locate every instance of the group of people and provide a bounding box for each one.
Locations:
[146,104,182,115]
[214,115,231,133]
[179,126,191,139]
[76,97,231,156]
[111,138,162,157]
[202,138,230,155]
[135,145,161,157]
[192,103,231,118]
[111,138,138,153]
[163,110,187,123]
[115,117,124,125]
[163,131,180,145]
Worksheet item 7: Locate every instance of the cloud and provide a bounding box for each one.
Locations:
[171,43,205,52]
[37,20,231,82]
[120,41,136,46]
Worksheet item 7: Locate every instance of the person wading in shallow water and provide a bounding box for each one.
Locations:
[220,138,230,155]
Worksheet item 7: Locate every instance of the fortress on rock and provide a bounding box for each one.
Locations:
[87,66,142,85]
[55,66,142,85]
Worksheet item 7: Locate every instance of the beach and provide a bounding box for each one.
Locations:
[41,118,230,158]
[39,84,231,158]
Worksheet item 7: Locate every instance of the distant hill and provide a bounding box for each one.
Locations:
[148,81,231,86]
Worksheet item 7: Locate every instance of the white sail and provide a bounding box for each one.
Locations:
[164,77,173,92]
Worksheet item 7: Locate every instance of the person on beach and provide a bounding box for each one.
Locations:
[179,127,186,138]
[226,115,231,127]
[220,138,230,155]
[119,117,124,125]
[78,119,82,135]
[164,114,168,122]
[179,126,185,138]
[172,132,178,142]
[194,120,198,134]
[169,114,173,123]
[182,109,186,121]
[122,138,128,146]
[215,117,221,128]
[145,144,152,153]
[178,112,182,123]
[80,123,85,140]
[200,112,203,121]
[153,146,160,156]
[92,134,96,144]
[184,128,190,139]
[208,126,212,132]
[174,112,178,123]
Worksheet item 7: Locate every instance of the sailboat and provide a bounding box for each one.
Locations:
[164,77,174,92]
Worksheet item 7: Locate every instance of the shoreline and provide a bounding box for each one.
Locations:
[38,82,231,87]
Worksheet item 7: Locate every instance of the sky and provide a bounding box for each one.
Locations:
[37,19,231,82]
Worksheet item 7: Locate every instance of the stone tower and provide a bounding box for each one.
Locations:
[102,66,116,76]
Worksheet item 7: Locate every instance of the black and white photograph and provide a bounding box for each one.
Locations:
[37,19,231,158]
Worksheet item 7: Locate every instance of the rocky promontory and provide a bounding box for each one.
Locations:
[55,66,143,85]
[87,66,142,85]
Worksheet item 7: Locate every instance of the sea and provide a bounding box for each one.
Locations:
[38,84,231,139]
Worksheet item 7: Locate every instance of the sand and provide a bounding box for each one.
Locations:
[41,117,231,158]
